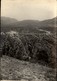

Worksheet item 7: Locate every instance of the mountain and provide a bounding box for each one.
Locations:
[36,17,57,33]
[38,17,57,28]
[1,16,18,26]
[1,16,57,33]
[38,17,57,27]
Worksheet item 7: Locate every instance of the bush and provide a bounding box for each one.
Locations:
[2,33,27,60]
[2,32,56,68]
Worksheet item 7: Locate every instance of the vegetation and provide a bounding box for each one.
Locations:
[1,16,57,68]
[1,31,56,68]
[1,55,56,80]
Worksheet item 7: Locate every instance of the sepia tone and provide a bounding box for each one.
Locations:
[1,0,57,81]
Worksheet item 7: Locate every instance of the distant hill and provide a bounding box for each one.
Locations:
[1,16,57,33]
[38,17,57,27]
[36,17,57,33]
[1,16,18,26]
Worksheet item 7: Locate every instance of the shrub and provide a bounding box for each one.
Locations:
[2,32,56,68]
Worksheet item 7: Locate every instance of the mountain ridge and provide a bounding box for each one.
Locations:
[1,16,57,27]
[1,16,57,33]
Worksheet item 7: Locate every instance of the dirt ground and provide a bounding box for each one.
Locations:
[1,55,56,81]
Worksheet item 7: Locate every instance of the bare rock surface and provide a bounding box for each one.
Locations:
[1,55,56,81]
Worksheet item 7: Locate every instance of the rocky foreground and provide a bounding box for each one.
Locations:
[1,55,56,81]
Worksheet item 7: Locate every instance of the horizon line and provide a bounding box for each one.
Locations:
[1,16,57,22]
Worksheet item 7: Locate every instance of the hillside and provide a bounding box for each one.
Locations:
[1,17,56,80]
[1,55,56,81]
[1,17,18,26]
[1,30,56,68]
[1,17,57,33]
[37,17,57,33]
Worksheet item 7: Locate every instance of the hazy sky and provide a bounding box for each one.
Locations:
[1,0,57,21]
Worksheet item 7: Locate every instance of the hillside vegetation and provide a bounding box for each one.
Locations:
[1,17,57,69]
[1,30,56,68]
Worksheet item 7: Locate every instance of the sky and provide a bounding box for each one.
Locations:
[1,0,57,21]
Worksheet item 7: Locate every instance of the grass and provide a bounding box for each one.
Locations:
[1,55,56,81]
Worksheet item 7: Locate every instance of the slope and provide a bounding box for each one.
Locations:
[1,55,56,81]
